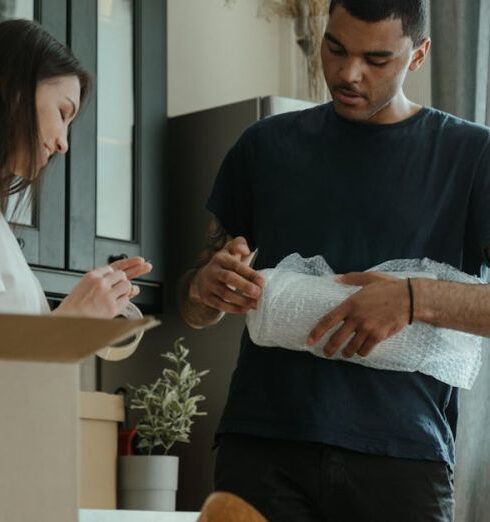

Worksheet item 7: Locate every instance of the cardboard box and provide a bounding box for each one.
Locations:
[0,313,159,522]
[79,391,125,509]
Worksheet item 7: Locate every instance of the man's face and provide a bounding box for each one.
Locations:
[321,6,426,123]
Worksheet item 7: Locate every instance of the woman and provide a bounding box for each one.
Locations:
[0,18,151,317]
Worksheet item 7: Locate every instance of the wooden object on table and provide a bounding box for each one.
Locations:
[198,492,267,522]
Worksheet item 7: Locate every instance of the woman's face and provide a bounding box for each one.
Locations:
[12,75,81,177]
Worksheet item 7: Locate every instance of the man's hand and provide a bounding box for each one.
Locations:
[190,236,264,314]
[307,272,410,359]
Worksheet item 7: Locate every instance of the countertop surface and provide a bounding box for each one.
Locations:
[79,510,200,522]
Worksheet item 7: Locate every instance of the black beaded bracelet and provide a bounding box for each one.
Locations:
[407,278,414,325]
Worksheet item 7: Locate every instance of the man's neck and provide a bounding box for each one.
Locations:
[367,94,422,125]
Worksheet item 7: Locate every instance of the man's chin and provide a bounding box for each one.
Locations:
[332,100,370,122]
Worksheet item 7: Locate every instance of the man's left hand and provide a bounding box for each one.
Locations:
[307,272,410,359]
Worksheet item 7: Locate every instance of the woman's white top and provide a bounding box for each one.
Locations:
[0,212,50,314]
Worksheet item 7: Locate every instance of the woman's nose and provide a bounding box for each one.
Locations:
[55,134,69,154]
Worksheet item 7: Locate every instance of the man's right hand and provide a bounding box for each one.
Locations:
[189,236,264,315]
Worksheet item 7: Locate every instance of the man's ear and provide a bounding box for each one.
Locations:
[409,37,431,72]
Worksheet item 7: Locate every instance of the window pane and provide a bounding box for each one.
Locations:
[4,187,35,226]
[96,0,134,241]
[0,0,34,20]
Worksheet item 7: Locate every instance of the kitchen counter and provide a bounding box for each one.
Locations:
[79,510,199,522]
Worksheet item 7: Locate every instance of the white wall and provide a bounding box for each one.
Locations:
[168,0,282,117]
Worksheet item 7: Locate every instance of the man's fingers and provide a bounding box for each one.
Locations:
[336,272,377,286]
[226,236,251,258]
[357,338,378,358]
[341,332,368,359]
[211,283,258,309]
[220,256,264,290]
[217,269,262,299]
[337,271,394,286]
[323,321,355,357]
[208,293,250,315]
[307,306,347,346]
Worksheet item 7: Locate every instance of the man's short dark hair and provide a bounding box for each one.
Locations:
[329,0,429,46]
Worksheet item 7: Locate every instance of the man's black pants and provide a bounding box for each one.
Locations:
[214,434,454,522]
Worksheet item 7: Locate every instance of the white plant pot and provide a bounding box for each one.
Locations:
[118,455,179,511]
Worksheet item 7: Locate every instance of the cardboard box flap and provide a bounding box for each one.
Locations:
[0,314,160,363]
[79,392,125,422]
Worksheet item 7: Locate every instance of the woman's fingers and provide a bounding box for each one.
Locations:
[128,284,140,299]
[91,264,115,278]
[110,256,153,280]
[110,277,133,299]
[124,261,153,280]
[110,256,144,271]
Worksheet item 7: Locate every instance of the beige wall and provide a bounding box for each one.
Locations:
[168,0,282,117]
[404,53,432,107]
[168,0,432,117]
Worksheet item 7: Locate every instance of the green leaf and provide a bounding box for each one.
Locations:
[126,337,209,453]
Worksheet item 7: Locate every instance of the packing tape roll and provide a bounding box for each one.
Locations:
[96,302,145,361]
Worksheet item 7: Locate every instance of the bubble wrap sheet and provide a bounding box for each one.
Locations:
[246,254,484,389]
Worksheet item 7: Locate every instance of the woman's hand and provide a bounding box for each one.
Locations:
[52,256,152,318]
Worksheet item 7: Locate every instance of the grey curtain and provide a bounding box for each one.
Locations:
[431,1,490,123]
[431,2,490,521]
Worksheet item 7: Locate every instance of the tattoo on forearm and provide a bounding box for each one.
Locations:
[195,218,228,268]
[178,218,228,328]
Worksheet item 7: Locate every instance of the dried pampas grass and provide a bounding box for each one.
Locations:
[258,0,328,19]
[259,0,329,102]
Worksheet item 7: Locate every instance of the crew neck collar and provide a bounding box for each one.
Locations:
[330,103,430,131]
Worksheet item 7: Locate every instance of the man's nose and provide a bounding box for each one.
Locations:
[338,58,363,84]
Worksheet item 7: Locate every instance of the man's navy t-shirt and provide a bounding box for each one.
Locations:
[206,103,490,467]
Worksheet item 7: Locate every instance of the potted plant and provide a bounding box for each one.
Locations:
[118,337,209,511]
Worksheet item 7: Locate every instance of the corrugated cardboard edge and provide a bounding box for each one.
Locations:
[0,314,161,363]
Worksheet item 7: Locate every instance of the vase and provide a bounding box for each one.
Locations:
[118,455,179,511]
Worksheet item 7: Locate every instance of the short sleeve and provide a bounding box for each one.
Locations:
[469,139,490,266]
[206,129,256,250]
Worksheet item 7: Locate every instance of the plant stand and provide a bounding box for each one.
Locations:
[118,455,179,511]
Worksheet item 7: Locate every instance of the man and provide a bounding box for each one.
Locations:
[180,1,490,521]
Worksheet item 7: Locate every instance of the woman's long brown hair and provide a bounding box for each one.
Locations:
[0,19,91,214]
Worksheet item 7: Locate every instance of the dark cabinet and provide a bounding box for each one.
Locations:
[7,0,166,312]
